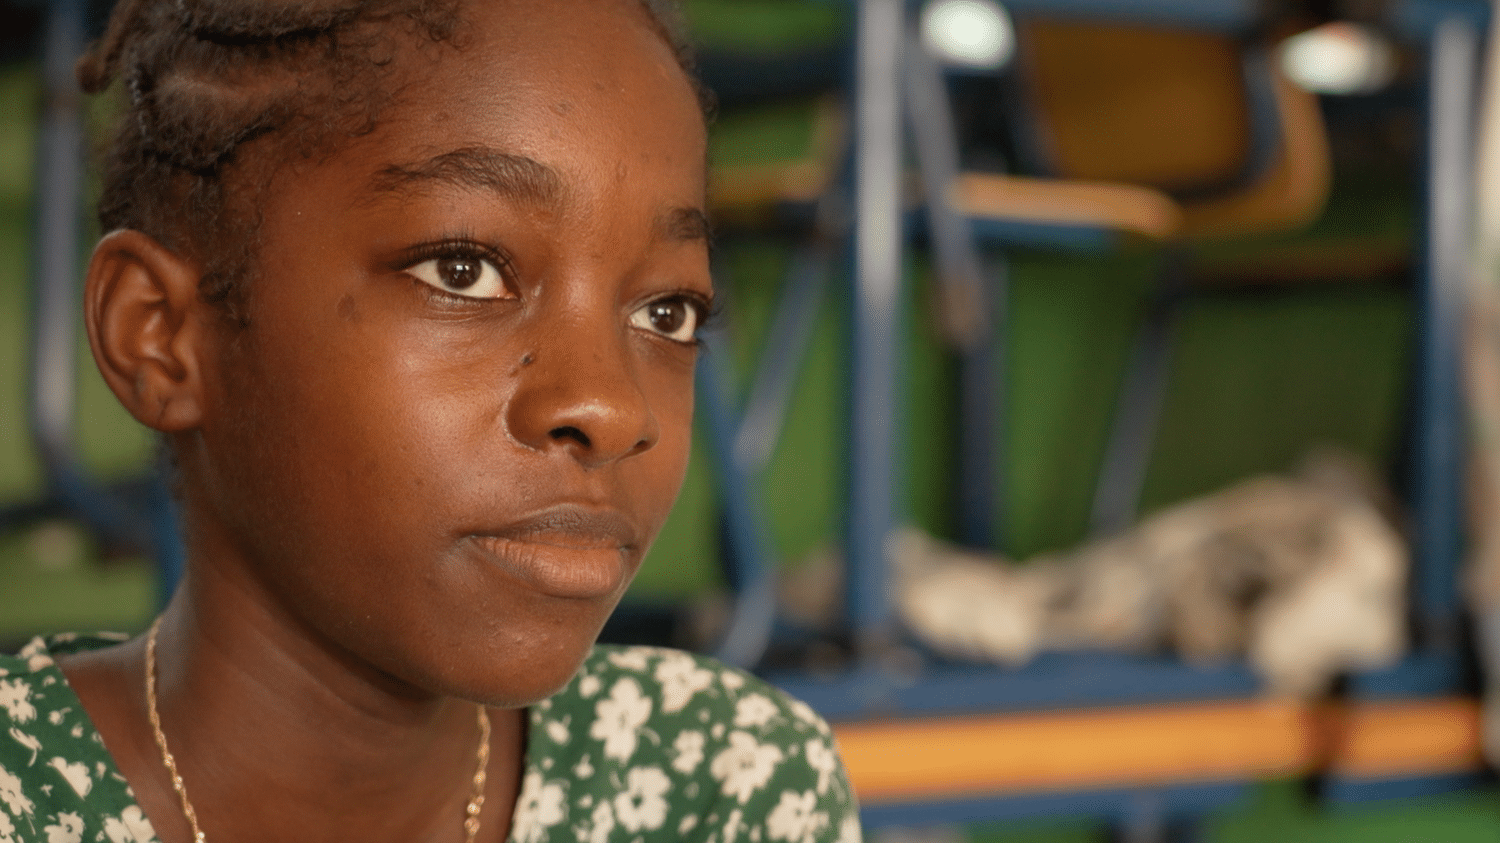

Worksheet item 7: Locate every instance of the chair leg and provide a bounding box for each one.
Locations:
[1110,790,1204,843]
[697,342,778,670]
[1089,274,1182,538]
[903,23,1004,551]
[956,267,1003,550]
[846,0,907,653]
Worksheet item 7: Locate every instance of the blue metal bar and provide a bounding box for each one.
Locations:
[26,0,149,552]
[846,0,906,651]
[1088,260,1184,538]
[858,780,1249,829]
[697,336,779,669]
[1393,0,1490,43]
[1412,15,1479,645]
[767,649,1264,719]
[1000,0,1257,32]
[905,26,1003,550]
[733,242,837,473]
[1319,771,1487,805]
[29,0,87,487]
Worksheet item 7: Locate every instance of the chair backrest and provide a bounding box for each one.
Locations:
[1004,18,1330,241]
[1015,20,1260,196]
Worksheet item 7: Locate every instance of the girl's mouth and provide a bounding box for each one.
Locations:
[468,506,638,600]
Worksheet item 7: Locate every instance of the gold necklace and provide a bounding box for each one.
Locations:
[145,617,492,843]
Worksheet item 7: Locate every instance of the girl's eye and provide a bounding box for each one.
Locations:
[629,296,703,344]
[406,254,510,299]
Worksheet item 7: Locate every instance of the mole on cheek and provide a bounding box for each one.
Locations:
[337,294,358,322]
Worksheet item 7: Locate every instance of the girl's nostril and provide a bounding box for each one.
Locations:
[550,425,591,447]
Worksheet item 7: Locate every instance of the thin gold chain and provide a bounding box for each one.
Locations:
[145,617,491,843]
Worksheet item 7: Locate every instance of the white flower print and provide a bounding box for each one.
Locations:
[805,738,837,795]
[0,810,15,843]
[607,648,650,672]
[0,762,34,818]
[709,731,784,804]
[0,681,36,725]
[612,766,670,832]
[8,728,40,765]
[679,815,699,835]
[671,729,705,774]
[590,678,652,763]
[733,694,778,729]
[512,771,567,843]
[546,720,571,745]
[43,811,83,843]
[788,700,828,733]
[723,808,745,843]
[47,758,91,798]
[654,652,715,713]
[836,815,863,843]
[720,670,745,691]
[46,711,64,726]
[579,675,602,698]
[766,791,827,843]
[101,806,155,843]
[585,799,614,843]
[574,755,594,780]
[18,640,53,673]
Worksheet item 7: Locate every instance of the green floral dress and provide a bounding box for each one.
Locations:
[0,634,861,843]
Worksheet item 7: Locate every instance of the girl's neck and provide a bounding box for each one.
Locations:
[60,565,525,843]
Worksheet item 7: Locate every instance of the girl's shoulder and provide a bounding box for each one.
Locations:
[518,645,861,843]
[0,633,159,843]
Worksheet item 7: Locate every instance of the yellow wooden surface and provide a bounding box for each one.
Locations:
[831,697,1482,805]
[1330,698,1483,777]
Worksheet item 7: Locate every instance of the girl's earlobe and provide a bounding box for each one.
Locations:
[83,229,208,432]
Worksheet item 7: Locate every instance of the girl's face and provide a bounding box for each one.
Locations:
[183,0,710,705]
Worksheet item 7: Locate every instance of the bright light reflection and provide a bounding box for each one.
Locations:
[1280,22,1397,95]
[922,0,1015,71]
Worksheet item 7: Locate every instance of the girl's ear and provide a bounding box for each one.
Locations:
[84,229,210,432]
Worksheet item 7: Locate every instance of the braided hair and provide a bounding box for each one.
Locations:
[77,0,700,326]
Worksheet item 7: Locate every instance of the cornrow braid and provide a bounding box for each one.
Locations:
[77,0,701,326]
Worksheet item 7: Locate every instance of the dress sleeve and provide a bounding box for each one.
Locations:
[645,652,863,843]
[529,646,862,843]
[727,691,863,843]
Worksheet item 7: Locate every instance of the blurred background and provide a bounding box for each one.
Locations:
[4,0,1500,839]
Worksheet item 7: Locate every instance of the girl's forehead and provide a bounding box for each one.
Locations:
[380,0,703,152]
[267,0,705,236]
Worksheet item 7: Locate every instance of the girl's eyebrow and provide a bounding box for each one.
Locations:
[660,206,712,244]
[368,144,710,245]
[369,146,563,206]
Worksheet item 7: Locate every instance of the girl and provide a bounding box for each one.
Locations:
[0,1,859,841]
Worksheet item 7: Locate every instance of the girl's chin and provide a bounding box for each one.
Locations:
[390,632,604,709]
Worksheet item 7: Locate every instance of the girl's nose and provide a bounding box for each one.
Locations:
[504,328,659,468]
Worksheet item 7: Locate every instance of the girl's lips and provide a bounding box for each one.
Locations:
[470,536,628,599]
[469,507,637,600]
